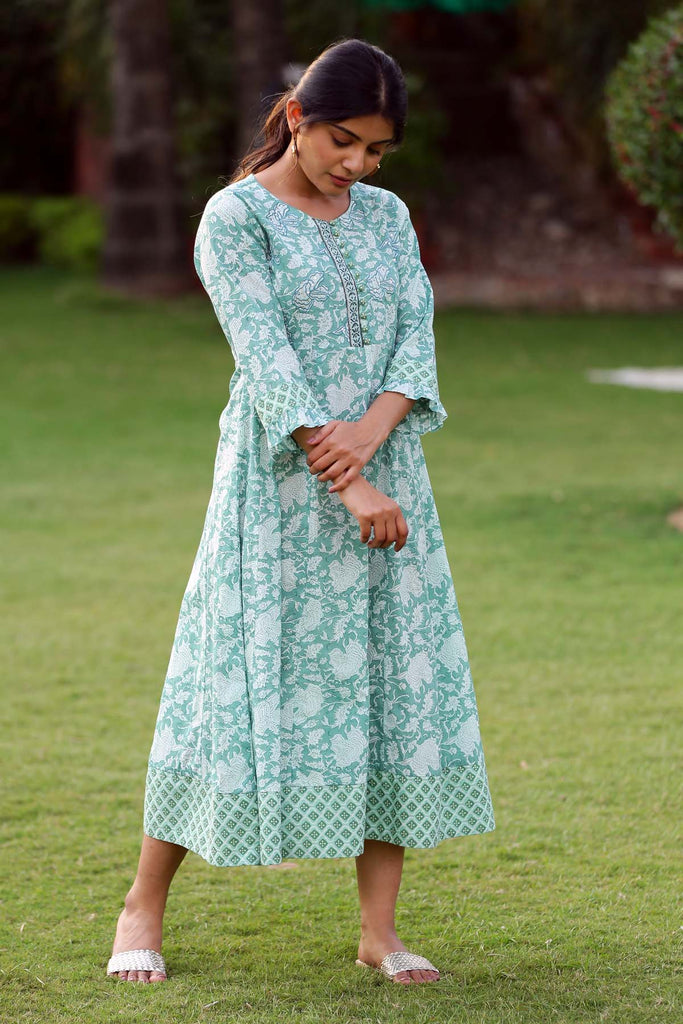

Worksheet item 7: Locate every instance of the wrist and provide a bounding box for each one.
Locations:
[338,471,368,492]
[358,411,389,450]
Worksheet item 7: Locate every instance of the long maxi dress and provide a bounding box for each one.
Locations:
[143,172,496,866]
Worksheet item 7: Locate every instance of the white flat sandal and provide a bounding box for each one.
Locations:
[107,948,167,978]
[355,950,440,981]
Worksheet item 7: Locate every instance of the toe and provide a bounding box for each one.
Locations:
[413,969,438,983]
[393,970,412,984]
[149,971,167,983]
[117,970,128,980]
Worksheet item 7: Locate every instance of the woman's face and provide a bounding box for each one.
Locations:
[291,106,394,193]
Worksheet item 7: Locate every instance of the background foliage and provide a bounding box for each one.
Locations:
[515,0,675,173]
[3,0,683,258]
[605,4,683,253]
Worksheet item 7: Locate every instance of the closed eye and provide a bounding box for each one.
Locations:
[332,138,381,156]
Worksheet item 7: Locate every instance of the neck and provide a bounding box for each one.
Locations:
[260,153,342,206]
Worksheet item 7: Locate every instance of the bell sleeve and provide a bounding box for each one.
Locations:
[374,196,448,436]
[194,189,330,457]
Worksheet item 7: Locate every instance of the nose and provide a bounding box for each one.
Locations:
[342,147,365,175]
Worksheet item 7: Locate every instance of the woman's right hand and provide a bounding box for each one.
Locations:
[335,475,409,552]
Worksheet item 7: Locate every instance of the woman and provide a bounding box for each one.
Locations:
[107,37,495,987]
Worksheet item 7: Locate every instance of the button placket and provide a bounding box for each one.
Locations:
[315,220,365,348]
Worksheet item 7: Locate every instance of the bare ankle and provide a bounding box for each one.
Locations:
[360,924,399,943]
[123,885,166,916]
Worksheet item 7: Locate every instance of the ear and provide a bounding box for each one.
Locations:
[286,96,303,122]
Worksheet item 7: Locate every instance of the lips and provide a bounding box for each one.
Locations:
[330,174,353,184]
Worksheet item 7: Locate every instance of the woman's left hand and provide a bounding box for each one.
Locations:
[305,419,382,493]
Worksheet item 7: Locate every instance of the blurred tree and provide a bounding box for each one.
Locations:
[231,1,287,161]
[60,1,374,201]
[62,0,111,135]
[515,0,675,173]
[5,0,677,204]
[101,0,191,294]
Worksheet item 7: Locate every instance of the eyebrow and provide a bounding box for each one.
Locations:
[329,123,394,145]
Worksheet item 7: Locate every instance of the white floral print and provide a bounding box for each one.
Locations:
[143,173,495,866]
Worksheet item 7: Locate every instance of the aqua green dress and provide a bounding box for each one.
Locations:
[143,172,495,866]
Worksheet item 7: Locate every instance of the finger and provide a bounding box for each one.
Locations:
[359,518,372,544]
[382,521,398,548]
[328,466,359,493]
[307,449,333,472]
[394,511,409,552]
[317,459,346,483]
[382,514,400,548]
[369,521,387,548]
[308,423,334,444]
[307,420,337,446]
[327,467,351,492]
[309,457,339,478]
[306,441,332,468]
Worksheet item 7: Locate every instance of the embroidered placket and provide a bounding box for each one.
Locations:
[315,220,365,347]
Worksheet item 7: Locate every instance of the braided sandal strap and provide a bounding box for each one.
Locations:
[107,948,167,975]
[379,951,439,977]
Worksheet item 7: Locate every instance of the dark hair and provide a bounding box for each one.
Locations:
[228,37,407,184]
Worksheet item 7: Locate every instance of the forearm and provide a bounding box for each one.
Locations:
[290,393,414,487]
[359,391,416,446]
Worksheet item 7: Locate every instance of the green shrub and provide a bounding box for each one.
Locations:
[605,4,683,253]
[28,196,104,272]
[0,195,37,261]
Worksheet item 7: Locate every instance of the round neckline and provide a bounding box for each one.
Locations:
[247,172,355,224]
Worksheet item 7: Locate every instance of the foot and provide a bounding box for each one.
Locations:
[109,891,166,983]
[357,931,440,985]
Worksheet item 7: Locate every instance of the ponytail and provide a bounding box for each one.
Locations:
[229,89,295,184]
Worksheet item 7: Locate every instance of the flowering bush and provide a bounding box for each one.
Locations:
[605,4,683,252]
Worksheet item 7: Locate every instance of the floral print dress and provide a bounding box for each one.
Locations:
[143,172,495,866]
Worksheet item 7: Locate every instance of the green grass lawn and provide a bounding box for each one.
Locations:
[1,266,681,1023]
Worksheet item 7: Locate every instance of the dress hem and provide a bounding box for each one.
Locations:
[143,761,496,868]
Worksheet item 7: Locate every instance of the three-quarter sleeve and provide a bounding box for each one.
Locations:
[375,196,448,436]
[194,189,330,457]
